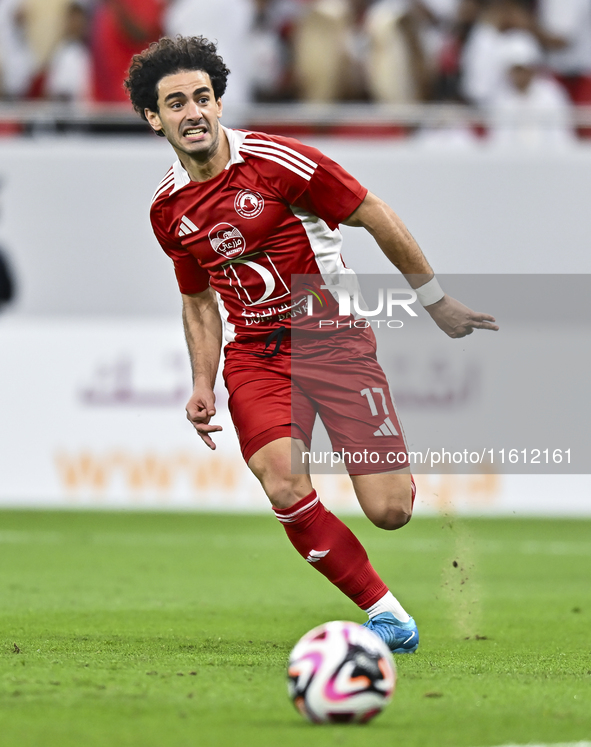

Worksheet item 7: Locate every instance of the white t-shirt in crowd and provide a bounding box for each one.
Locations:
[421,0,460,21]
[164,0,254,107]
[538,0,591,75]
[0,0,35,96]
[45,41,91,101]
[419,0,461,67]
[489,75,575,148]
[461,22,507,105]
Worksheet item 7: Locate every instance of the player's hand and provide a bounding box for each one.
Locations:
[425,295,499,338]
[185,386,222,450]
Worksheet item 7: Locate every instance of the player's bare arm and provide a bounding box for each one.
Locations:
[182,288,223,450]
[344,191,499,338]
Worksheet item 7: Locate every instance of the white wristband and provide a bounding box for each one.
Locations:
[415,277,445,307]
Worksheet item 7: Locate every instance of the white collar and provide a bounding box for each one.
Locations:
[170,125,247,193]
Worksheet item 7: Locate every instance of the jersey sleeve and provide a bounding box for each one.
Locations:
[292,149,368,229]
[150,205,210,295]
[252,135,368,229]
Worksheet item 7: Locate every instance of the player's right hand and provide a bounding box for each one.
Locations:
[426,295,499,338]
[185,388,223,450]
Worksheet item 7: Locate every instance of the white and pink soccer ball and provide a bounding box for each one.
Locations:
[287,620,396,724]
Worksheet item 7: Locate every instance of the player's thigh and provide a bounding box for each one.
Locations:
[295,333,408,476]
[351,469,413,531]
[224,348,316,465]
[248,437,313,509]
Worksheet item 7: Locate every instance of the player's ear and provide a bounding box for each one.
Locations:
[145,108,163,134]
[216,97,223,119]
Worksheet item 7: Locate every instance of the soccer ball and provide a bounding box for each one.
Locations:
[287,620,396,724]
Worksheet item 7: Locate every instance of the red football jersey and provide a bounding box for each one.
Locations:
[150,128,368,343]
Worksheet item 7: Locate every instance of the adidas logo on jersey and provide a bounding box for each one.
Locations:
[373,418,399,437]
[178,215,199,237]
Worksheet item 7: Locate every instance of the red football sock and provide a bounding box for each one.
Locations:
[273,490,388,610]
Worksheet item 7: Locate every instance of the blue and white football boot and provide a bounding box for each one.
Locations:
[363,612,419,654]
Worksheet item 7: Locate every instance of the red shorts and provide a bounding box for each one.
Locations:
[223,327,408,475]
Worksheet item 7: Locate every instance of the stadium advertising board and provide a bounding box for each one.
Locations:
[0,318,589,515]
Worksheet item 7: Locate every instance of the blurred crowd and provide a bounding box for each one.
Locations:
[0,0,590,138]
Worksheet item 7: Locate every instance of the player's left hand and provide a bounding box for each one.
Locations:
[425,295,499,338]
[186,386,223,450]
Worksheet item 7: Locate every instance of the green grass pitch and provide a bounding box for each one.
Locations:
[1,510,590,747]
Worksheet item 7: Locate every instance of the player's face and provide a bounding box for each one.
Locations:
[146,70,223,158]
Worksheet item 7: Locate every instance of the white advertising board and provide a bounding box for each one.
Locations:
[0,319,589,516]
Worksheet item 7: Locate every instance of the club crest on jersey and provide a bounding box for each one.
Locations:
[209,223,246,259]
[234,190,264,219]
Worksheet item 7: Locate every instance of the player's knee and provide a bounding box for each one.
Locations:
[252,464,290,504]
[372,504,412,531]
[249,451,303,508]
[263,475,302,508]
[369,485,413,530]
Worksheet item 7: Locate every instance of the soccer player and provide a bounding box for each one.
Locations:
[125,36,498,654]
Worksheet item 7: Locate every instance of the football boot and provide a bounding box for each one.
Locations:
[363,612,419,654]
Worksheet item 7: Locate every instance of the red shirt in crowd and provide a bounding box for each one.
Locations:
[92,0,163,102]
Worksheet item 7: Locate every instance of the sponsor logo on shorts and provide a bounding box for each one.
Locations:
[234,190,264,219]
[209,223,246,259]
[374,418,399,438]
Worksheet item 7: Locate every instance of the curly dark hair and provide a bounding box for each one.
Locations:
[124,36,230,135]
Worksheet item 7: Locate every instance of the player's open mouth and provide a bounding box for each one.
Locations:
[184,127,207,141]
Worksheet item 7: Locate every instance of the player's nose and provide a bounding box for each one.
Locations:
[185,100,204,120]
